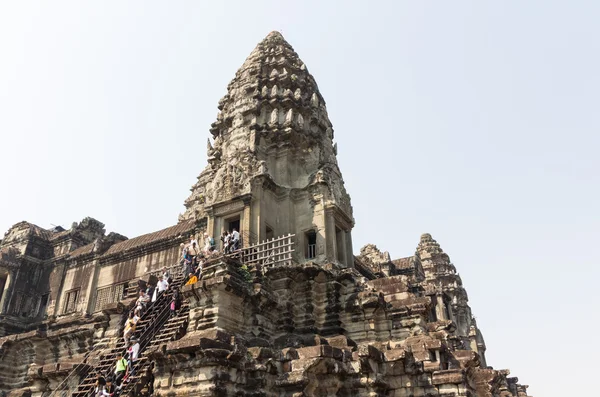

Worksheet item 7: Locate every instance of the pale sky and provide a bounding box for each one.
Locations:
[1,2,598,395]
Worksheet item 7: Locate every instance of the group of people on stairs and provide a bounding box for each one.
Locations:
[93,337,139,396]
[94,265,183,396]
[221,228,240,254]
[94,229,245,396]
[179,229,241,287]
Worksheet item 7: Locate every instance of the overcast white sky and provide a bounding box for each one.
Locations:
[1,1,598,395]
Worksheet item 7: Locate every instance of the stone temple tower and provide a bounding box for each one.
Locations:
[181,31,354,267]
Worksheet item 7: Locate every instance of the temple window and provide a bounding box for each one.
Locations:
[429,350,438,362]
[305,230,317,259]
[38,293,49,317]
[63,289,79,314]
[429,298,437,322]
[266,225,274,240]
[444,297,452,320]
[94,283,126,312]
[225,216,241,234]
[440,352,448,370]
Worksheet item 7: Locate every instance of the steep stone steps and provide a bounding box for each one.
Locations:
[69,286,175,396]
[51,268,188,397]
[118,280,191,395]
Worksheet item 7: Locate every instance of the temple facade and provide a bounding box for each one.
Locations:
[0,32,530,397]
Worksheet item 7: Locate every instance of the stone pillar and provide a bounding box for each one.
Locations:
[311,199,326,261]
[207,208,215,240]
[251,181,263,242]
[242,196,252,246]
[85,260,101,315]
[345,231,354,268]
[436,294,447,321]
[0,275,6,311]
[338,230,347,265]
[324,208,337,263]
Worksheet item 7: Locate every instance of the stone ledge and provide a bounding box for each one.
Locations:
[296,345,345,361]
[432,369,464,385]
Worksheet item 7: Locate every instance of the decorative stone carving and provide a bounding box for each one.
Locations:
[0,32,530,397]
[181,31,353,223]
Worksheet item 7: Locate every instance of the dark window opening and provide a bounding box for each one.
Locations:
[428,299,437,322]
[429,350,438,362]
[440,352,448,370]
[444,298,452,320]
[226,216,241,249]
[305,230,317,259]
[38,293,49,317]
[226,217,240,233]
[266,225,274,240]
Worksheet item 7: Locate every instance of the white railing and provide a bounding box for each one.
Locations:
[237,233,295,269]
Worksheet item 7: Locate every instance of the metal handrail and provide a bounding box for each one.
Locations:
[46,343,104,397]
[79,277,183,397]
[119,274,187,395]
[48,262,183,397]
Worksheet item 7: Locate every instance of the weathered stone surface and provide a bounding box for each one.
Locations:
[0,31,530,397]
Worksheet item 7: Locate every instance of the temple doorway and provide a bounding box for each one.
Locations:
[225,216,240,233]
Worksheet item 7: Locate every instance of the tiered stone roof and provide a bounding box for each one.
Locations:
[182,31,352,221]
[102,219,195,256]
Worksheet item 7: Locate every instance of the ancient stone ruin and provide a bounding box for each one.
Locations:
[0,32,530,397]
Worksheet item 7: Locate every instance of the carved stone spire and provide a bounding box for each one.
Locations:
[180,31,354,266]
[416,233,487,365]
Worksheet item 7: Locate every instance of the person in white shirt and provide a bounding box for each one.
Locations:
[152,278,168,302]
[231,228,240,251]
[158,277,169,293]
[136,291,150,313]
[127,339,140,377]
[189,235,198,250]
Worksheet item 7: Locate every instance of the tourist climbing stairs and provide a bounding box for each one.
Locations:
[65,266,187,397]
[117,274,190,396]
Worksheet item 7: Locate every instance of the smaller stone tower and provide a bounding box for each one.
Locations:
[181,32,354,267]
[416,233,488,367]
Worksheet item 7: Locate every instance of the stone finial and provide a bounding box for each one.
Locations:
[420,233,433,242]
[417,233,444,255]
[264,31,285,42]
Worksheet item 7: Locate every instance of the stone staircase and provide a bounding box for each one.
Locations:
[119,298,190,395]
[117,276,190,395]
[66,270,189,397]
